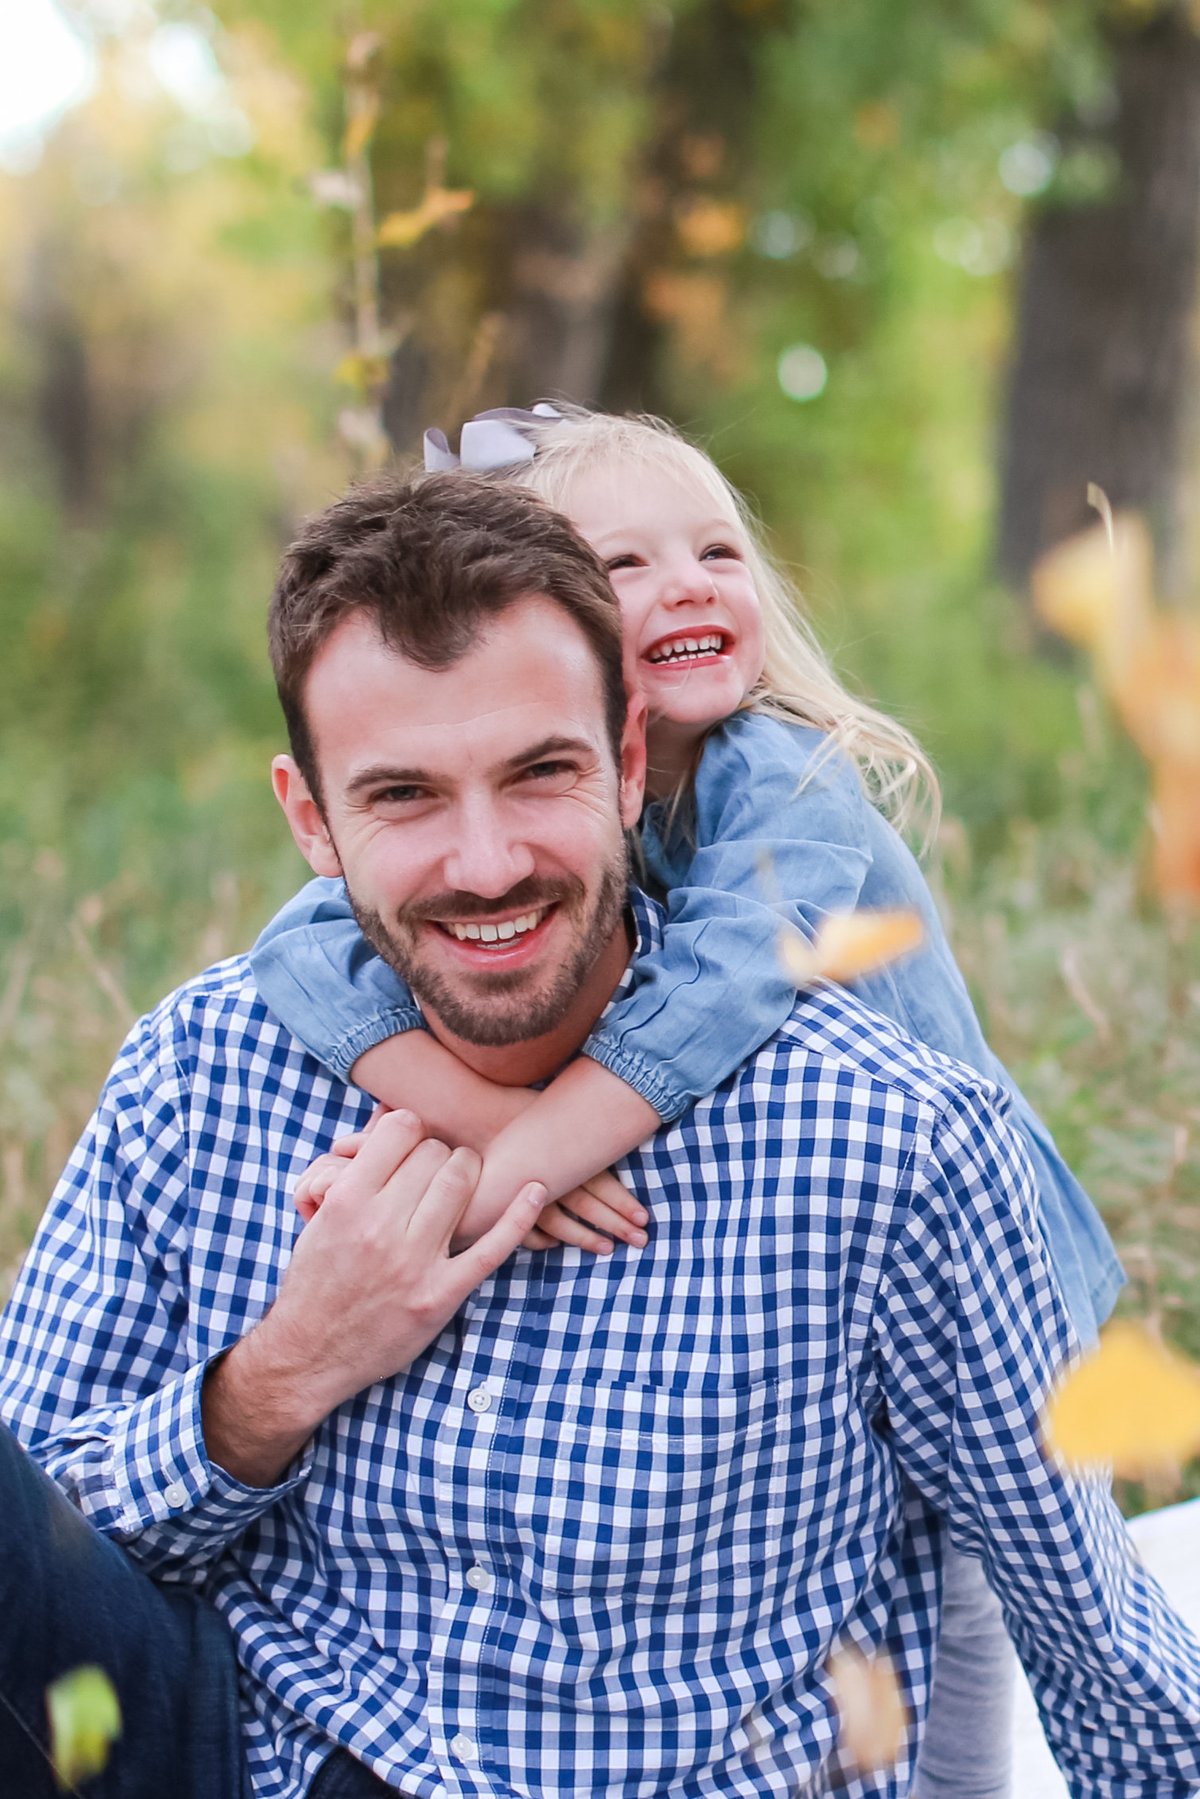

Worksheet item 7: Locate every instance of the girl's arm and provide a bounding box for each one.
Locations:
[251,876,424,1080]
[252,879,652,1250]
[581,714,878,1122]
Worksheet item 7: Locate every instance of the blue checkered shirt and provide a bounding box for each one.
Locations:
[2,890,1198,1799]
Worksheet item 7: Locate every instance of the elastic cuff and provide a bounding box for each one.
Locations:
[326,1009,427,1082]
[580,1035,681,1123]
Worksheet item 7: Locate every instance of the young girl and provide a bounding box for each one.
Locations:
[252,405,1122,1799]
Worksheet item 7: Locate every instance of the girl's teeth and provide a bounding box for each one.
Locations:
[649,633,723,664]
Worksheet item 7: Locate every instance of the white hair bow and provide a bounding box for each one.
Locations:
[423,404,562,472]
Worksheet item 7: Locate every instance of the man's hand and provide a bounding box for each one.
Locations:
[202,1110,545,1488]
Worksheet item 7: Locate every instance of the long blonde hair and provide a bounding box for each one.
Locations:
[513,405,939,839]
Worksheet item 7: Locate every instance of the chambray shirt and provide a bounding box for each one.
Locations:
[1,892,1196,1799]
[250,713,1123,1341]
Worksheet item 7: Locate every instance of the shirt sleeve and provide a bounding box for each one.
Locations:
[0,1011,310,1581]
[250,876,425,1080]
[584,719,874,1121]
[875,1083,1200,1793]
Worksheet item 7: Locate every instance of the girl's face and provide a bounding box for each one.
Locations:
[564,460,766,750]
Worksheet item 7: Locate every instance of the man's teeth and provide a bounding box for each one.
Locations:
[447,908,546,944]
[647,633,724,664]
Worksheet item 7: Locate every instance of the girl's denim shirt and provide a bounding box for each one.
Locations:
[251,711,1122,1340]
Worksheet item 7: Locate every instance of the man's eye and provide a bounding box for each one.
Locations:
[524,760,575,783]
[374,785,425,806]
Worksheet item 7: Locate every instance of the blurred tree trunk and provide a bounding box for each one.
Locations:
[998,3,1200,596]
[600,0,786,415]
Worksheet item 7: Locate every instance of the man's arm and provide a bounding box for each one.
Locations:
[202,1112,543,1487]
[875,1084,1200,1791]
[0,994,539,1576]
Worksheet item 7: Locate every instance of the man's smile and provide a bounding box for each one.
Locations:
[431,902,558,965]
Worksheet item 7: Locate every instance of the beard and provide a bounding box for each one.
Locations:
[347,851,630,1048]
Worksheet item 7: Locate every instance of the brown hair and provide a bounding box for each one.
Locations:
[268,469,626,800]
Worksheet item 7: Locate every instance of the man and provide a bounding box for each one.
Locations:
[0,472,1197,1799]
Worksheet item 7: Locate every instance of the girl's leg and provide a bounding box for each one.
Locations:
[912,1545,1014,1799]
[0,1421,246,1799]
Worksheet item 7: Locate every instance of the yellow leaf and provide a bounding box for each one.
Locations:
[342,94,379,166]
[676,199,746,258]
[828,1644,907,1773]
[1044,1320,1200,1476]
[46,1666,122,1791]
[334,351,389,394]
[377,188,473,249]
[815,909,924,984]
[1030,513,1153,678]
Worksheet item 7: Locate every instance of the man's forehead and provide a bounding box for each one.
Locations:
[304,596,610,780]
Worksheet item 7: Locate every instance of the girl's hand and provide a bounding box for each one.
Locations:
[293,1106,392,1221]
[521,1169,649,1255]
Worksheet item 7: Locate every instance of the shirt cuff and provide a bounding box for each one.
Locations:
[326,1007,428,1082]
[581,1031,682,1123]
[85,1356,311,1569]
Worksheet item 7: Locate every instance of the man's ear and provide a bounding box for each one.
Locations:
[271,756,342,877]
[618,692,648,829]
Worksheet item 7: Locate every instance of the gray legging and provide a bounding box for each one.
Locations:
[913,1547,1015,1799]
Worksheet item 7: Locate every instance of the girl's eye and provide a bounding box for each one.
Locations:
[605,553,642,572]
[703,542,741,563]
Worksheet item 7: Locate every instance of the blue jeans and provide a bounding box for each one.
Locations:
[912,1545,1014,1799]
[0,1422,246,1799]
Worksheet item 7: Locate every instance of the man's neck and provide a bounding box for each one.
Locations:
[423,913,635,1087]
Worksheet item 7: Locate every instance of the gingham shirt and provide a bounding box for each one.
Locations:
[2,891,1198,1799]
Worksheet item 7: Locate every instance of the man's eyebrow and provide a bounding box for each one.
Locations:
[344,763,432,798]
[503,735,596,772]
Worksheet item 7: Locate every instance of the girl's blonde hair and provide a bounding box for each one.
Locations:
[514,404,940,839]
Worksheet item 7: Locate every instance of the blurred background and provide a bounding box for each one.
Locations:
[2,0,1200,1492]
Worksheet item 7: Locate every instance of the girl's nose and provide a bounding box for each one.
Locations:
[660,555,716,607]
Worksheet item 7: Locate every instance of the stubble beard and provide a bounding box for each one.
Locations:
[346,851,630,1048]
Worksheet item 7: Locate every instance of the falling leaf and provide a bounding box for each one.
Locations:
[780,909,924,988]
[376,187,474,248]
[1030,512,1153,685]
[828,1644,907,1772]
[1032,512,1200,907]
[1044,1319,1200,1477]
[46,1666,121,1790]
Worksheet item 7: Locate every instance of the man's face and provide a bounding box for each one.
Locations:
[274,596,645,1052]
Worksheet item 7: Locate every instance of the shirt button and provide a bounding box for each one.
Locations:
[450,1733,476,1760]
[467,1386,493,1414]
[465,1563,492,1592]
[163,1482,187,1509]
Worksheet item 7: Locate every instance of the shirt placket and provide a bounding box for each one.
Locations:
[424,1281,519,1794]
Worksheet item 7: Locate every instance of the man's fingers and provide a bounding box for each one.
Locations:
[323,1107,428,1203]
[453,1182,548,1288]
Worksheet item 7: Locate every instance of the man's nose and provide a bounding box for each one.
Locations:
[442,804,536,900]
